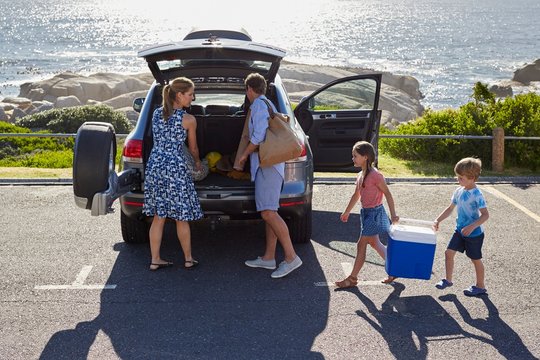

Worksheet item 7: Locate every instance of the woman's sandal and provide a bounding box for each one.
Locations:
[184,259,199,270]
[381,276,398,284]
[149,261,173,271]
[335,275,358,289]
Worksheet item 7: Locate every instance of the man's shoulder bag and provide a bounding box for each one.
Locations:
[259,99,303,167]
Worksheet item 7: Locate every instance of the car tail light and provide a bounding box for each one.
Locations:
[122,139,143,163]
[279,199,306,207]
[286,143,307,163]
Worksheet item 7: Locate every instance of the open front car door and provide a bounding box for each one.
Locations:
[294,74,382,171]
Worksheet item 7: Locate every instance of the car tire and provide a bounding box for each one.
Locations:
[287,206,312,244]
[73,122,116,210]
[121,211,149,244]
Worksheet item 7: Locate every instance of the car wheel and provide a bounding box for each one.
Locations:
[73,122,116,210]
[287,206,312,244]
[121,211,149,244]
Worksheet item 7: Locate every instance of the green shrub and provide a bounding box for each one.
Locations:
[0,122,75,160]
[0,121,30,133]
[380,84,540,171]
[0,150,73,168]
[15,105,132,133]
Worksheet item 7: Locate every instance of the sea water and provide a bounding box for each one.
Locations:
[1,0,539,109]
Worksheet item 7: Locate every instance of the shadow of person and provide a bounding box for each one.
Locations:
[350,282,429,359]
[40,218,328,359]
[349,282,482,360]
[439,294,537,359]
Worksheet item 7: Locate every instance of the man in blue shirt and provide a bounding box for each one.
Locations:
[236,73,302,278]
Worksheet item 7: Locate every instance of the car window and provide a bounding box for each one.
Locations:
[156,59,273,73]
[309,78,378,111]
[192,93,245,107]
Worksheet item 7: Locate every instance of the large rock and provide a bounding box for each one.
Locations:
[100,90,149,109]
[513,59,540,84]
[1,96,32,109]
[19,72,154,105]
[55,95,82,108]
[0,107,8,121]
[10,64,424,127]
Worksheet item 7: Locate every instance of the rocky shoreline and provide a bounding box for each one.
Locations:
[0,59,538,130]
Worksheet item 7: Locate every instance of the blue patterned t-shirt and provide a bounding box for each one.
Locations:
[451,186,487,237]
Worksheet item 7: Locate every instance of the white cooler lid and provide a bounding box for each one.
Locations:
[389,224,437,244]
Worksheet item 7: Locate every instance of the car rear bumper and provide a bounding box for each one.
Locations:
[120,191,312,220]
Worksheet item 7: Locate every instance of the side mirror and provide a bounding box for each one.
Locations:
[133,97,145,113]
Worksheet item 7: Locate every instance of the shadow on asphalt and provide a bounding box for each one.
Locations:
[39,219,327,359]
[312,209,536,359]
[333,282,537,360]
[439,293,537,359]
[37,208,536,359]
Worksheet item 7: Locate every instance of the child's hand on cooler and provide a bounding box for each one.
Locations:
[390,215,399,224]
[432,220,440,231]
[340,212,350,222]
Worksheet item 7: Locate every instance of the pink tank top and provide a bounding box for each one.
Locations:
[355,168,385,208]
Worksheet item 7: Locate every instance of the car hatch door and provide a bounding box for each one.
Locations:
[294,74,382,171]
[139,38,285,84]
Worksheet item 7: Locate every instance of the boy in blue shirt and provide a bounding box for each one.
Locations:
[433,157,490,296]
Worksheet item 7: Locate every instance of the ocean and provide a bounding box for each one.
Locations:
[1,0,539,109]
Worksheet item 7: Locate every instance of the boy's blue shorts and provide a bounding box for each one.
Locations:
[447,231,484,260]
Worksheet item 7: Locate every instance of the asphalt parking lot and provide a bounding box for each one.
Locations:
[0,181,538,359]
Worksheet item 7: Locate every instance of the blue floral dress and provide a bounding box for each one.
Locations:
[143,108,203,221]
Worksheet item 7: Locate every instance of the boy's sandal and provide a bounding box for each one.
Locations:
[184,259,199,270]
[381,276,398,284]
[335,275,358,289]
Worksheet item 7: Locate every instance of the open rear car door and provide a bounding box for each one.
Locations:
[294,74,382,171]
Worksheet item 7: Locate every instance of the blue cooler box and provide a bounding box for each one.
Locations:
[386,221,437,280]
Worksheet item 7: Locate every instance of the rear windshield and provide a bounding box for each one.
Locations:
[156,59,272,73]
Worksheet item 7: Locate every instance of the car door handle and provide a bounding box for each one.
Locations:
[318,114,336,119]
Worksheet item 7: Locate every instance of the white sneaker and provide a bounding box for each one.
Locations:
[245,256,276,270]
[271,256,302,278]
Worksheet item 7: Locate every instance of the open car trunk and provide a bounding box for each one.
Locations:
[143,110,253,189]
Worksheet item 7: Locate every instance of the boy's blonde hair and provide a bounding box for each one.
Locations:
[454,157,482,180]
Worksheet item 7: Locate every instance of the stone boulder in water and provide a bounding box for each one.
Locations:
[513,59,540,84]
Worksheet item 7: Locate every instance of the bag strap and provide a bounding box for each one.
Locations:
[261,98,276,119]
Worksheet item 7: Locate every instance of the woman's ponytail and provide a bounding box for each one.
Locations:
[162,84,173,121]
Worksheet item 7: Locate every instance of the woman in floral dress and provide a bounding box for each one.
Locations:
[143,77,203,270]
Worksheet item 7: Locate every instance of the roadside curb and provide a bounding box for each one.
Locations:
[1,176,539,186]
[0,178,73,186]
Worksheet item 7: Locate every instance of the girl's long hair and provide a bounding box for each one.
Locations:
[162,77,194,121]
[353,141,376,188]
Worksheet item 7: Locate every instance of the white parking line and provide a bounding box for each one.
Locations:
[35,265,117,290]
[482,186,540,223]
[314,262,386,287]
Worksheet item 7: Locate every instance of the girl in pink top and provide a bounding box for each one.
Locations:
[336,141,400,288]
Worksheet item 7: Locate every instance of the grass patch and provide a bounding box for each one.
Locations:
[315,152,539,179]
[0,167,73,178]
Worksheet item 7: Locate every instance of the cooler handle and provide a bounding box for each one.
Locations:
[398,218,436,226]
